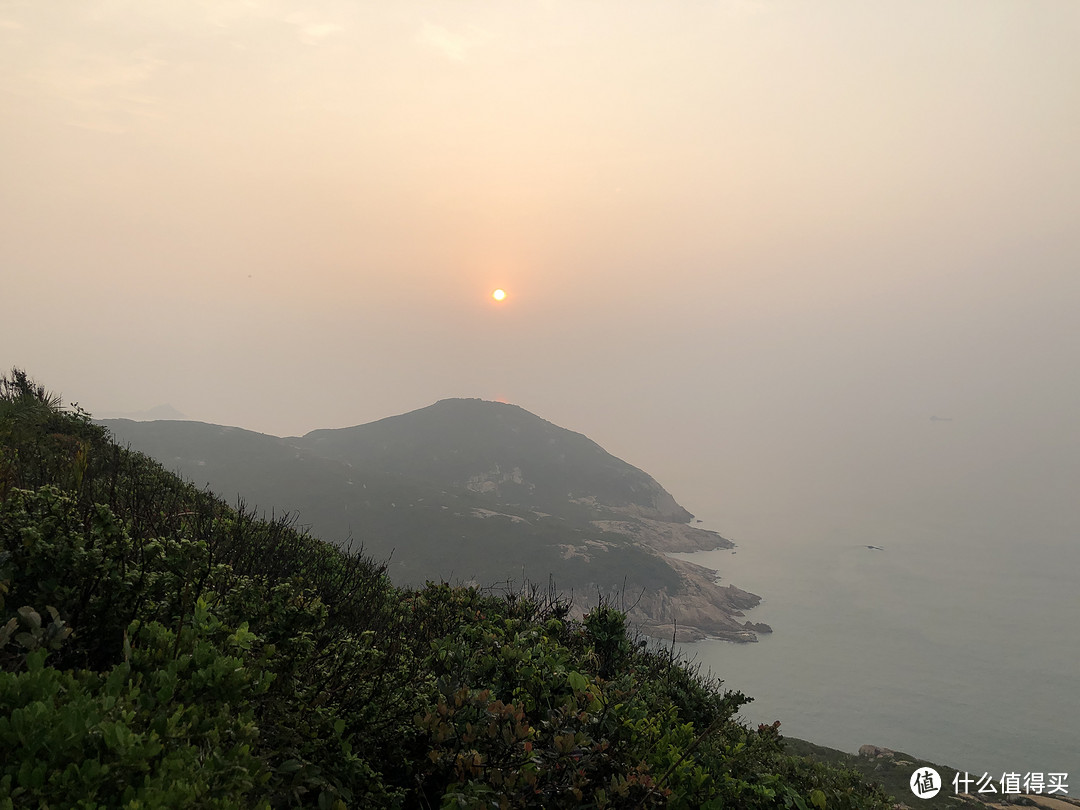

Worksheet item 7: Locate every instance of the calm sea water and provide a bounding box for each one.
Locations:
[667,423,1079,779]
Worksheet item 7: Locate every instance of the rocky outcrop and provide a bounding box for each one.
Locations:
[743,621,774,634]
[627,556,770,642]
[591,517,734,553]
[583,510,766,642]
[621,484,694,523]
[858,745,897,759]
[571,494,692,524]
[465,465,532,496]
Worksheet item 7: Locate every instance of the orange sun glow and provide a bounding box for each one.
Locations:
[492,288,506,301]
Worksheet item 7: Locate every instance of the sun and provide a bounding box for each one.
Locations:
[491,288,506,302]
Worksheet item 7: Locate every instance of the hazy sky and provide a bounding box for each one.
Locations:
[4,0,1079,523]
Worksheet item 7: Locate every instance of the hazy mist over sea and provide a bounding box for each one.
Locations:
[4,0,1078,774]
[669,410,1079,777]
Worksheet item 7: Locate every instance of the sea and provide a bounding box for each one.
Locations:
[665,418,1079,781]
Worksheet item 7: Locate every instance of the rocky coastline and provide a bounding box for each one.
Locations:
[592,513,772,643]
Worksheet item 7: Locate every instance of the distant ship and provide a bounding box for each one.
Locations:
[865,545,884,551]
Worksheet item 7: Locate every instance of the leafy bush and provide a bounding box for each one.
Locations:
[0,617,269,808]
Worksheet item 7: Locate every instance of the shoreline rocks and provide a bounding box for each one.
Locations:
[591,516,735,553]
[583,509,770,643]
[627,553,770,642]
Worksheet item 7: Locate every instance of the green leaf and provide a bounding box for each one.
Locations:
[278,759,303,774]
[16,606,40,631]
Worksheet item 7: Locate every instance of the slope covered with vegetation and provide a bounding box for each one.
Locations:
[101,403,762,642]
[0,370,891,809]
[100,415,688,600]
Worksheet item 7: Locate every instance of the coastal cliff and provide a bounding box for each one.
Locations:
[102,398,770,642]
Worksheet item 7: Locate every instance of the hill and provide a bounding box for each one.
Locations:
[297,398,692,522]
[1,369,895,808]
[103,398,766,642]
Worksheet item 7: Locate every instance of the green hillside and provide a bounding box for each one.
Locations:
[101,402,760,642]
[297,398,692,522]
[100,416,685,596]
[1,370,896,808]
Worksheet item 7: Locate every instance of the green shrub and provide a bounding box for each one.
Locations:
[0,621,268,809]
